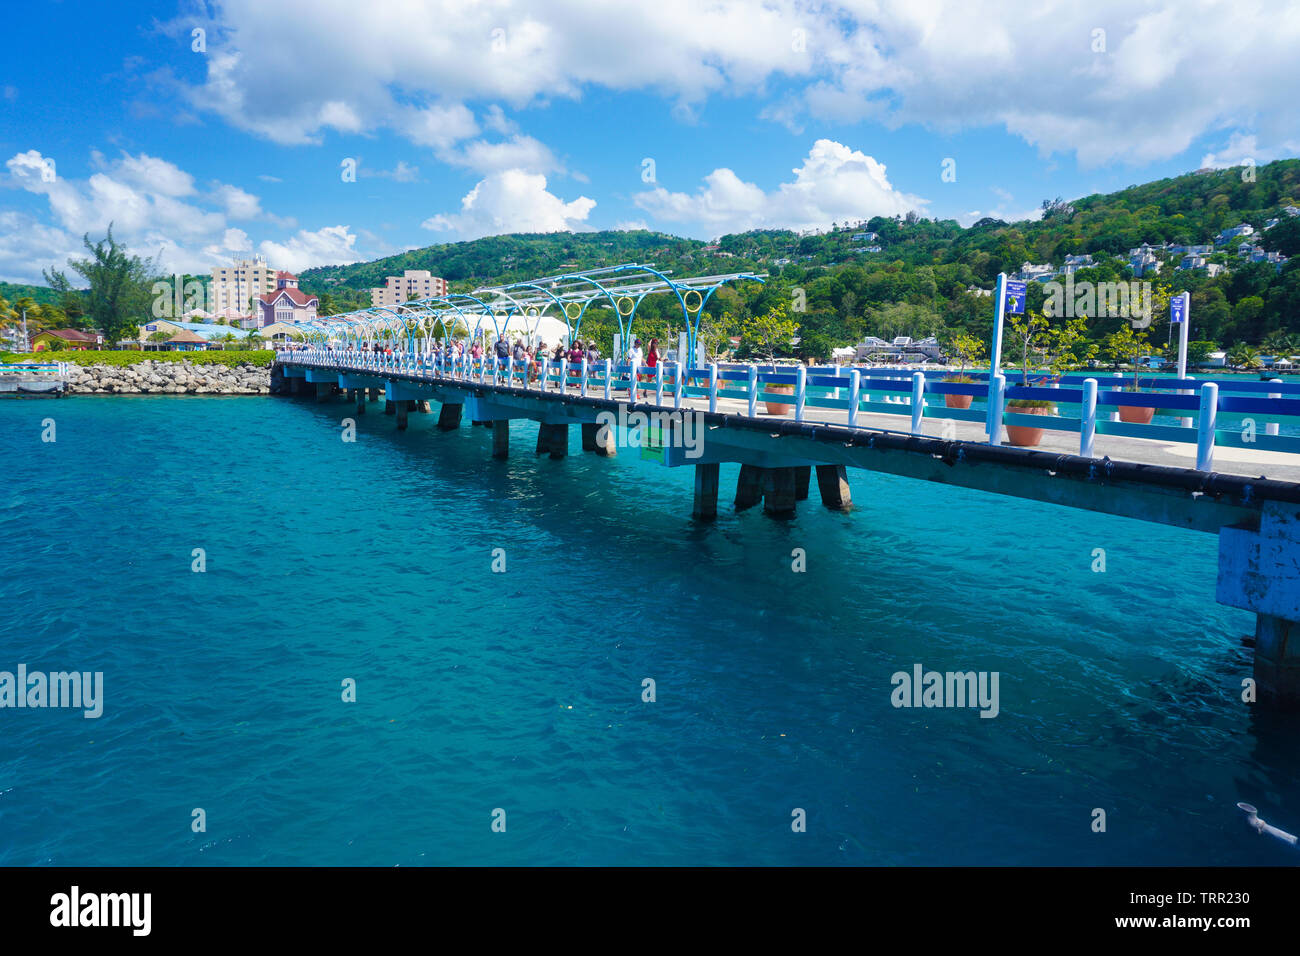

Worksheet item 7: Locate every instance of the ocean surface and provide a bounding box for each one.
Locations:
[1,393,1297,866]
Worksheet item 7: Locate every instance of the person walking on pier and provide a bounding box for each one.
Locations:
[646,338,660,397]
[494,336,509,379]
[630,338,645,398]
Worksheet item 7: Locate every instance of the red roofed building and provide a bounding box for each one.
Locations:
[257,272,318,328]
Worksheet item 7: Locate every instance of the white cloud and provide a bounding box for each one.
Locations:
[1,148,362,282]
[359,160,421,182]
[439,135,561,175]
[1200,132,1300,170]
[170,0,1300,167]
[421,169,595,239]
[634,139,927,235]
[258,225,362,273]
[214,183,263,219]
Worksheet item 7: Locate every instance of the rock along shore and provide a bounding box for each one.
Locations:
[63,360,279,395]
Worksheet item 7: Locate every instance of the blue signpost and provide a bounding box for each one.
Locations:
[987,273,1022,442]
[1172,291,1190,378]
[1004,280,1026,315]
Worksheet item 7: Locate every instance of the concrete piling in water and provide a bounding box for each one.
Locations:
[492,420,509,458]
[438,403,463,431]
[396,400,411,430]
[537,423,569,458]
[355,391,366,415]
[794,465,811,501]
[815,464,852,510]
[581,421,616,455]
[762,467,798,516]
[384,400,396,416]
[368,387,380,402]
[416,400,431,413]
[693,463,720,520]
[314,381,333,403]
[735,464,764,511]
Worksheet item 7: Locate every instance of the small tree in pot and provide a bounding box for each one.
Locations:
[741,303,799,414]
[941,330,985,409]
[1001,313,1094,446]
[1102,324,1164,424]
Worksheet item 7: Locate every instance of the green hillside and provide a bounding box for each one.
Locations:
[298,159,1300,359]
[10,160,1300,359]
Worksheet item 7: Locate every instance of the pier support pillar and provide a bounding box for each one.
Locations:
[1254,614,1300,710]
[416,400,431,413]
[314,381,334,403]
[368,387,380,402]
[1217,502,1300,709]
[438,403,463,431]
[763,467,798,516]
[384,400,396,415]
[492,420,509,459]
[692,463,720,520]
[355,391,366,416]
[815,464,852,510]
[735,464,764,511]
[581,422,599,451]
[396,400,411,430]
[537,423,569,458]
[794,465,811,501]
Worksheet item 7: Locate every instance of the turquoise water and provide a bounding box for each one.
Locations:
[1,394,1297,866]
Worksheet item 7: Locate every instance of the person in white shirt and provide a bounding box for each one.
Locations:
[628,339,645,398]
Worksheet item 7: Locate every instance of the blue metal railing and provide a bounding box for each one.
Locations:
[275,349,1300,472]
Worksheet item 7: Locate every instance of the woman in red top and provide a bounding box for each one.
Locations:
[646,339,659,368]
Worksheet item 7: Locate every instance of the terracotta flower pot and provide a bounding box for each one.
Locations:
[1117,404,1155,424]
[765,383,794,415]
[1004,404,1056,447]
[945,393,973,409]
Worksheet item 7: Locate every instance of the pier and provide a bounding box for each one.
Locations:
[273,264,1300,709]
[0,361,68,396]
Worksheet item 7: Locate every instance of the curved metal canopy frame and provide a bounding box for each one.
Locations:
[305,263,765,363]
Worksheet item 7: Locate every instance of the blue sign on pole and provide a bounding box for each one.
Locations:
[1004,280,1026,315]
[1170,294,1187,324]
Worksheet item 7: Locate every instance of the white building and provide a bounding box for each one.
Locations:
[210,255,278,314]
[1062,253,1095,274]
[369,270,449,307]
[1217,223,1255,244]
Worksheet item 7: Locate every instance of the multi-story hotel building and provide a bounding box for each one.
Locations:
[210,255,278,314]
[369,270,449,307]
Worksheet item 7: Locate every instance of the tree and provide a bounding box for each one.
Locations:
[1263,329,1295,357]
[943,330,986,373]
[1005,309,1051,384]
[42,267,87,329]
[1187,340,1219,366]
[1263,217,1300,257]
[1227,342,1262,369]
[64,226,158,347]
[740,303,798,363]
[1102,324,1161,389]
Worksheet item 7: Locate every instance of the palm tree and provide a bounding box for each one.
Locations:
[1262,330,1295,359]
[1227,342,1263,369]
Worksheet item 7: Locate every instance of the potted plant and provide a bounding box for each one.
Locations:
[741,304,798,414]
[1001,314,1095,446]
[942,331,984,408]
[1103,324,1163,424]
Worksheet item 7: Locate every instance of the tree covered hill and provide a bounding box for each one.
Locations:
[298,159,1300,358]
[10,160,1300,357]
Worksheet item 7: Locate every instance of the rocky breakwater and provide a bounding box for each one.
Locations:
[66,360,272,395]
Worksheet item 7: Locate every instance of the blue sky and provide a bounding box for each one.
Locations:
[1,0,1296,283]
